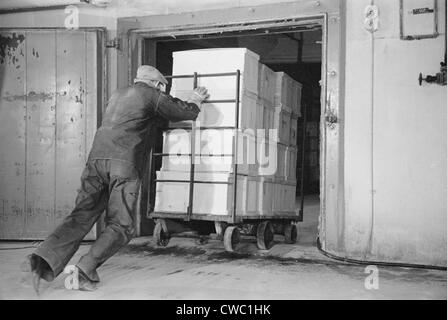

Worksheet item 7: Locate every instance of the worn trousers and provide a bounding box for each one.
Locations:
[34,159,140,282]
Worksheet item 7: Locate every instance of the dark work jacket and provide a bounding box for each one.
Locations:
[88,82,200,173]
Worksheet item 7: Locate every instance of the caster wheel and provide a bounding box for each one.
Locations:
[223,226,240,252]
[153,221,170,247]
[257,221,274,250]
[284,224,297,244]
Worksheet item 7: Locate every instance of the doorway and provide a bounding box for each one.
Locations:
[135,22,324,248]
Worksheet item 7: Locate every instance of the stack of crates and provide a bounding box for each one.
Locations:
[256,67,302,216]
[154,48,302,218]
[154,48,260,216]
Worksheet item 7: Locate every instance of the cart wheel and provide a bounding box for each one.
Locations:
[284,224,298,244]
[223,226,240,252]
[154,222,170,247]
[257,221,274,250]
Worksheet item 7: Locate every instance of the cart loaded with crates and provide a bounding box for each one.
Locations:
[147,48,303,252]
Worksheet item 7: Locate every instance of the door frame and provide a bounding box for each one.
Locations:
[116,1,345,251]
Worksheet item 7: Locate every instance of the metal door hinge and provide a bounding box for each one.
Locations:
[106,37,121,50]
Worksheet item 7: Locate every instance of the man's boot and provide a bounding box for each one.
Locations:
[25,254,53,295]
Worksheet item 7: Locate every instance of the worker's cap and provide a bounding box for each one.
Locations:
[134,65,168,85]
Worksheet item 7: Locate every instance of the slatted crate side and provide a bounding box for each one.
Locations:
[285,146,298,183]
[258,63,276,107]
[274,71,293,113]
[256,99,264,130]
[273,107,292,145]
[262,103,276,132]
[255,176,275,216]
[274,71,303,117]
[272,181,298,215]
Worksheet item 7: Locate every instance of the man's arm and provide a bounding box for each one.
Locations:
[155,92,201,122]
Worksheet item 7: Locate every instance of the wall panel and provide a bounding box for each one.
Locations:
[0,31,27,238]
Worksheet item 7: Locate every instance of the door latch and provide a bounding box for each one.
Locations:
[325,92,338,128]
[325,108,338,127]
[419,62,447,86]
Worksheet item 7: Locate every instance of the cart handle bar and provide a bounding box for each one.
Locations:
[165,71,239,79]
[154,179,232,185]
[165,126,237,131]
[153,153,233,157]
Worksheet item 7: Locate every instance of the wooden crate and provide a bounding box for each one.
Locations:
[255,176,275,216]
[285,146,298,182]
[257,139,287,180]
[273,107,291,145]
[258,64,276,107]
[275,71,303,116]
[272,181,297,215]
[154,171,258,216]
[289,114,298,146]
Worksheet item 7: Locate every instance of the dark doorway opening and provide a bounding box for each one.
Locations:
[140,28,322,245]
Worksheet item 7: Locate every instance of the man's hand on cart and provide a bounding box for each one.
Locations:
[188,86,209,107]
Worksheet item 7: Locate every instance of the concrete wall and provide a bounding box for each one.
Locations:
[1,0,446,266]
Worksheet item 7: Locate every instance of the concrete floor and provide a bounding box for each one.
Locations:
[1,195,446,300]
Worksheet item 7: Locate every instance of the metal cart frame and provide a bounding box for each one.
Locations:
[147,70,299,251]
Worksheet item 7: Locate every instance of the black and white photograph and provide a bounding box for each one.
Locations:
[0,0,446,303]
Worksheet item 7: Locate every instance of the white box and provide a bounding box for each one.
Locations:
[169,91,258,130]
[258,64,276,107]
[273,107,291,145]
[161,129,257,175]
[154,171,258,216]
[171,48,260,101]
[275,72,302,116]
